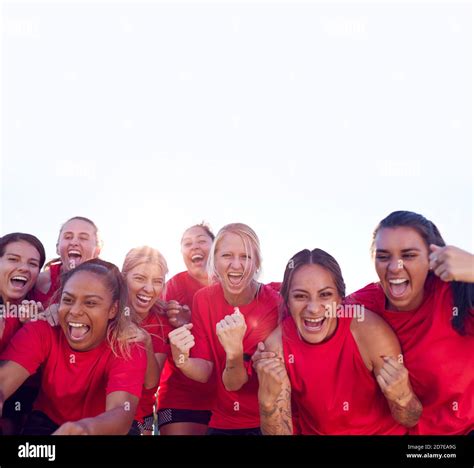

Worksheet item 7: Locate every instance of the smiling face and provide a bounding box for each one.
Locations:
[57,219,100,271]
[181,227,213,281]
[215,232,258,300]
[0,241,41,303]
[125,262,165,318]
[288,264,341,344]
[58,270,118,351]
[374,226,430,311]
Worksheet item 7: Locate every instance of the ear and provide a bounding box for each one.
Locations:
[108,301,119,320]
[56,242,60,256]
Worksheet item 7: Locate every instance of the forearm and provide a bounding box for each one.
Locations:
[260,383,293,435]
[177,357,212,383]
[388,392,422,428]
[143,345,160,389]
[79,407,135,435]
[222,353,248,392]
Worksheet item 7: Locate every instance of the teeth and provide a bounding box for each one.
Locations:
[69,322,87,328]
[137,294,152,302]
[389,279,408,284]
[305,317,324,323]
[69,250,81,256]
[228,273,243,277]
[191,254,203,261]
[12,276,28,282]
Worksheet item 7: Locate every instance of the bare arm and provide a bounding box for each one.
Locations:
[253,327,293,435]
[351,310,422,428]
[53,391,139,435]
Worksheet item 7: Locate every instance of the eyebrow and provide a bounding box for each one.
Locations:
[291,286,335,294]
[63,231,91,236]
[376,248,422,253]
[6,253,39,263]
[62,291,104,300]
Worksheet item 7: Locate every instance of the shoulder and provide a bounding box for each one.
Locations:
[194,282,222,303]
[35,270,52,294]
[347,283,386,313]
[263,324,282,354]
[351,309,400,370]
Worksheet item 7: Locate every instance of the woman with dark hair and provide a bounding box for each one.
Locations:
[0,233,46,434]
[252,248,422,435]
[0,259,147,435]
[348,210,474,435]
[157,222,216,435]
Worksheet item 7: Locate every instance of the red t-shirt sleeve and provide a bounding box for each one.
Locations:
[190,289,213,362]
[106,344,147,399]
[0,317,22,354]
[0,320,51,374]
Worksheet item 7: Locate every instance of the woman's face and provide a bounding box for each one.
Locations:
[58,271,117,351]
[181,227,213,279]
[125,263,165,317]
[374,226,430,311]
[57,219,100,271]
[0,241,41,303]
[214,232,258,297]
[287,264,341,344]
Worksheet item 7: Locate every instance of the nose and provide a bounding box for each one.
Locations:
[18,262,29,273]
[143,282,154,294]
[306,300,318,314]
[69,302,84,317]
[230,256,242,269]
[388,257,402,273]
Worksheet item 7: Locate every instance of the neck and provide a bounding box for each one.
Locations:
[223,280,259,307]
[190,270,209,286]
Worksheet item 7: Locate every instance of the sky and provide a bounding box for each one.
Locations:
[1,0,472,295]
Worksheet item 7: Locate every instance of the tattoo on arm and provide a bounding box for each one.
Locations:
[260,384,292,435]
[389,394,422,428]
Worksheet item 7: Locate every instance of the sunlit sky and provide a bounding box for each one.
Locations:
[1,0,472,295]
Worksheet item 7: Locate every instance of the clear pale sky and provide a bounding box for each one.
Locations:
[1,0,472,295]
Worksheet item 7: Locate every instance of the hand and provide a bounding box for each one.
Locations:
[216,308,247,358]
[252,341,278,364]
[376,356,414,407]
[18,300,44,324]
[429,244,474,283]
[254,344,288,410]
[42,304,59,327]
[168,323,195,367]
[165,300,191,328]
[126,327,152,348]
[52,420,90,435]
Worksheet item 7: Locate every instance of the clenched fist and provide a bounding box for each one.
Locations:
[168,323,195,368]
[216,308,247,358]
[376,356,414,407]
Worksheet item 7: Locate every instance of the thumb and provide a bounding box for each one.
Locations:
[233,307,242,315]
[183,323,193,330]
[429,244,442,253]
[257,341,265,351]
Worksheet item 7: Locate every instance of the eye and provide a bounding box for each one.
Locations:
[183,243,192,248]
[199,240,207,245]
[61,296,73,305]
[321,291,332,298]
[64,234,72,240]
[85,300,97,307]
[79,236,89,241]
[7,256,18,262]
[29,262,39,268]
[222,253,231,258]
[293,294,307,300]
[240,254,250,260]
[402,253,417,259]
[154,279,163,285]
[375,255,389,261]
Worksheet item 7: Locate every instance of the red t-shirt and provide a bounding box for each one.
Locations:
[191,283,279,429]
[135,310,172,423]
[31,262,62,308]
[282,316,406,435]
[0,316,21,354]
[157,271,215,411]
[0,320,147,427]
[348,275,474,435]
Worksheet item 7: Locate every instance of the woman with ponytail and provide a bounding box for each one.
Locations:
[348,210,474,435]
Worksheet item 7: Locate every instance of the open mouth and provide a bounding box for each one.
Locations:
[388,278,410,298]
[227,272,244,287]
[136,294,153,306]
[10,275,28,289]
[302,316,326,333]
[191,254,204,264]
[68,250,82,264]
[68,322,91,341]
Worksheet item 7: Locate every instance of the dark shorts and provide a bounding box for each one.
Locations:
[207,427,262,436]
[128,414,155,435]
[21,410,59,436]
[157,408,211,429]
